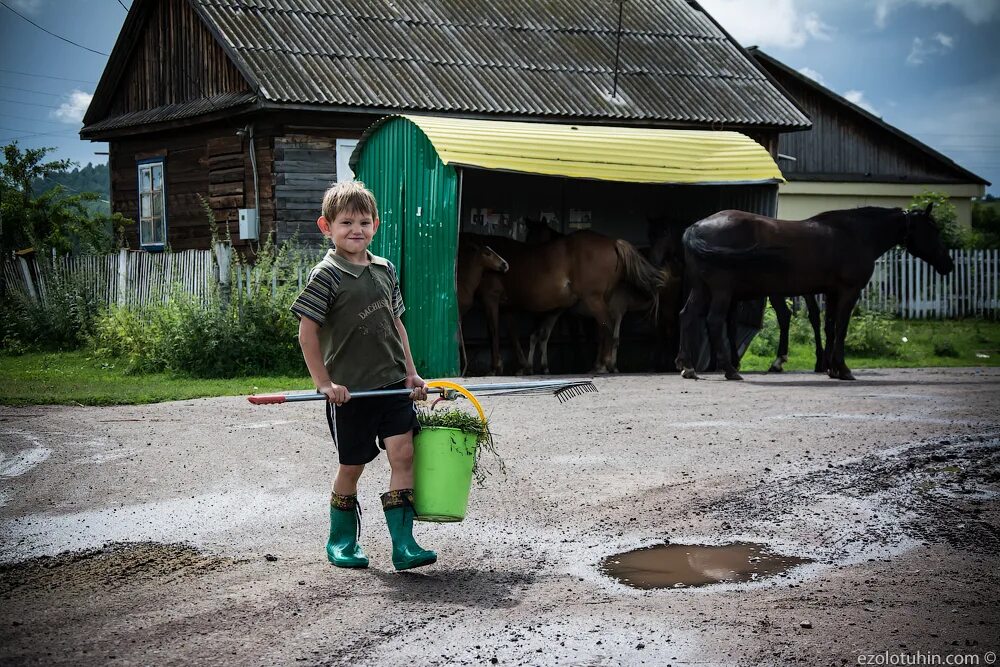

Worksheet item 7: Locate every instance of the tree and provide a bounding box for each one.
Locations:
[1,142,125,254]
[907,190,965,249]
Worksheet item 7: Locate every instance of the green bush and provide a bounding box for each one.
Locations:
[747,305,779,357]
[933,339,960,358]
[1,267,103,352]
[91,235,311,378]
[845,309,901,357]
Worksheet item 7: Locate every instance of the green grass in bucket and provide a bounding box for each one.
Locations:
[416,408,505,485]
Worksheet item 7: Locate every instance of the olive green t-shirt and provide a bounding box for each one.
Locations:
[290,249,407,391]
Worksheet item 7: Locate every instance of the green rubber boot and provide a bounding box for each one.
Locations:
[381,489,437,571]
[326,492,369,568]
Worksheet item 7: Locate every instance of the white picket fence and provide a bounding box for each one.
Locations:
[860,248,999,319]
[3,247,999,319]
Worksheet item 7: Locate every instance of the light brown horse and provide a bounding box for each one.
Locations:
[522,220,682,373]
[457,240,509,375]
[467,231,667,374]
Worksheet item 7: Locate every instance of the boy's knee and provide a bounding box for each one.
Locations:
[337,464,365,481]
[385,437,414,468]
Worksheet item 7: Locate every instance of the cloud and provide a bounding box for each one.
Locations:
[698,0,832,49]
[51,90,92,124]
[906,32,955,65]
[874,0,999,28]
[10,0,43,14]
[843,90,880,115]
[797,66,827,86]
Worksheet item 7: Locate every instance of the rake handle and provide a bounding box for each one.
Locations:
[248,388,445,404]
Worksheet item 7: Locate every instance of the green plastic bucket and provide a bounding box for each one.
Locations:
[413,426,478,522]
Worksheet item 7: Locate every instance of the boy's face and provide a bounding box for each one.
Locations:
[319,207,379,255]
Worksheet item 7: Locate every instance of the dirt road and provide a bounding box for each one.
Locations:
[2,368,998,666]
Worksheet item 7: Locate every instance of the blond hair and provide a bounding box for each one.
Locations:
[321,180,379,223]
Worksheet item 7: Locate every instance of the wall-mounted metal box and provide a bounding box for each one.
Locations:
[238,208,259,240]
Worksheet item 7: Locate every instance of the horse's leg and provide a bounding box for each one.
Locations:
[823,292,838,377]
[506,311,530,375]
[676,287,707,379]
[805,294,825,373]
[707,291,741,380]
[609,309,625,373]
[458,317,468,376]
[726,302,740,371]
[770,296,791,373]
[582,295,614,374]
[830,289,861,381]
[535,310,562,374]
[483,297,503,376]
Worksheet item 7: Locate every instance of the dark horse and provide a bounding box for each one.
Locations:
[677,205,954,381]
[456,240,509,375]
[467,231,666,374]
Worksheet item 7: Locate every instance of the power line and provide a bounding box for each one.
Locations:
[0,98,63,109]
[116,0,129,10]
[0,67,96,84]
[0,84,68,99]
[0,0,109,56]
[0,112,77,126]
[0,125,80,137]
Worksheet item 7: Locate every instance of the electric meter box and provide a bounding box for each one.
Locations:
[239,208,259,240]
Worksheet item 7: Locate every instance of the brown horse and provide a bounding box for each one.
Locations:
[467,231,666,374]
[457,240,509,375]
[677,205,953,381]
[522,220,682,374]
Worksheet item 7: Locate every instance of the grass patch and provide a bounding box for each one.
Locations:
[0,351,310,406]
[2,319,999,406]
[740,319,1000,372]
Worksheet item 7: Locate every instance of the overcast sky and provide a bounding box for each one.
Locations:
[1,0,997,193]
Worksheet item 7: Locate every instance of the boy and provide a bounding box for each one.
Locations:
[291,180,436,571]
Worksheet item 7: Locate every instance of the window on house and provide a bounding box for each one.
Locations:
[336,139,358,183]
[138,160,166,248]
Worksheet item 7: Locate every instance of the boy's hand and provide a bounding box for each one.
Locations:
[321,382,351,405]
[406,374,427,401]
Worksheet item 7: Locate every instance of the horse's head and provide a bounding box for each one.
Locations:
[479,244,509,273]
[903,203,955,275]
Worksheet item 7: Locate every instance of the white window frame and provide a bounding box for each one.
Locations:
[137,159,166,249]
[336,138,359,183]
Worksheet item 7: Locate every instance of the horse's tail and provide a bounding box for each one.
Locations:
[615,239,667,322]
[682,227,784,266]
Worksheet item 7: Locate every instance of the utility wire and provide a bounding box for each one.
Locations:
[0,112,78,127]
[0,98,63,110]
[0,67,96,84]
[0,125,80,137]
[116,0,129,10]
[0,84,68,98]
[0,0,109,56]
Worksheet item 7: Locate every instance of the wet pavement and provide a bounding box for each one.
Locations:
[1,367,998,665]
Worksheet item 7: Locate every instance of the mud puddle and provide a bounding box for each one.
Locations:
[600,542,812,590]
[0,541,238,597]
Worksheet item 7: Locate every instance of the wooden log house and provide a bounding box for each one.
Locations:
[81,0,812,253]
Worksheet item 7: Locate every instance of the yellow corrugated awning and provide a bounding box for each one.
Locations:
[369,115,783,185]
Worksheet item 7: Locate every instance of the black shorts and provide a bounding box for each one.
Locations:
[325,380,420,465]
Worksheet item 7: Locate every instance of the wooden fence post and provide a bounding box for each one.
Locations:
[16,254,38,303]
[214,242,231,306]
[116,248,128,307]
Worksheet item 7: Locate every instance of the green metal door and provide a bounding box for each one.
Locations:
[353,117,460,378]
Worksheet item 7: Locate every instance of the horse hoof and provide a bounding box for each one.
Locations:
[838,370,856,381]
[768,363,784,373]
[814,365,826,373]
[725,371,744,381]
[680,368,699,380]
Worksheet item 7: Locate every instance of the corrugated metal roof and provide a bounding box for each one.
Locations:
[353,115,784,185]
[81,92,256,135]
[191,0,809,129]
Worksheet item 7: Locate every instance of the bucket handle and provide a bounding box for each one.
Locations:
[426,380,486,424]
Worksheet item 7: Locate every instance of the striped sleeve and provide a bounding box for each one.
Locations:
[290,263,341,325]
[387,261,405,318]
